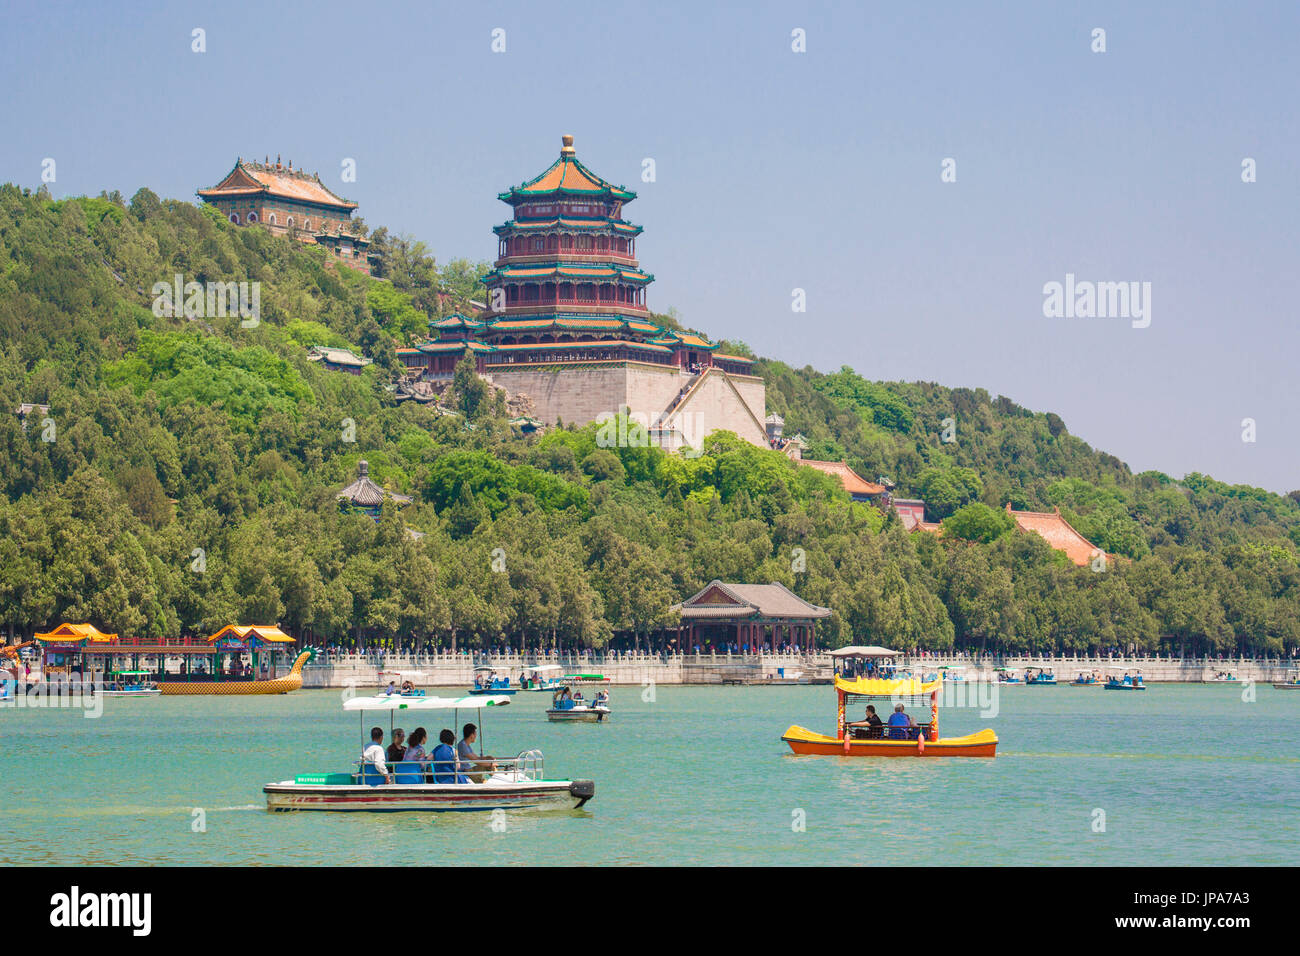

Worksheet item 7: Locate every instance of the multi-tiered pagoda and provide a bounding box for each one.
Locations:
[399,136,767,449]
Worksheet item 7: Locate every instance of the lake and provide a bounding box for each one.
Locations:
[1,682,1295,866]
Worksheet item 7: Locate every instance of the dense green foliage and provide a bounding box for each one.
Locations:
[0,184,1297,655]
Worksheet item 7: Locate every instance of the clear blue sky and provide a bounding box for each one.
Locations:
[2,0,1297,491]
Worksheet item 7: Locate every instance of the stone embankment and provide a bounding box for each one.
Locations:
[299,651,1297,689]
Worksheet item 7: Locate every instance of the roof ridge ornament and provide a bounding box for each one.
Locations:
[561,133,575,156]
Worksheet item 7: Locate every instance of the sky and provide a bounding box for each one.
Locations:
[1,0,1297,492]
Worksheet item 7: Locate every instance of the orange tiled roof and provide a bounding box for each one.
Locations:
[1006,505,1104,566]
[33,622,119,643]
[199,159,358,210]
[500,136,637,204]
[798,460,886,496]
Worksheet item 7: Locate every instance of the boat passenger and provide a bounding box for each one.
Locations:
[458,723,496,783]
[385,680,397,696]
[404,727,431,780]
[363,727,394,784]
[387,728,406,764]
[594,690,609,707]
[432,729,470,784]
[887,703,915,740]
[847,705,883,739]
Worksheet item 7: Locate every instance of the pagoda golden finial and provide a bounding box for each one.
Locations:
[561,134,575,156]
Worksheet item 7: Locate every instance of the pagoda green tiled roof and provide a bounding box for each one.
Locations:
[489,338,672,354]
[485,316,662,335]
[416,340,495,353]
[498,140,637,205]
[493,218,643,236]
[483,263,653,284]
[430,313,486,330]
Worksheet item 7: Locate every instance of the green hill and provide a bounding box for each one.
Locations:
[1,184,1296,655]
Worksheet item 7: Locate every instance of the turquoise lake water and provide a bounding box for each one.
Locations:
[1,683,1296,866]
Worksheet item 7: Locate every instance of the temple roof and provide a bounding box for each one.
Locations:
[1006,505,1103,566]
[798,460,886,496]
[484,263,652,283]
[205,624,294,645]
[430,314,486,330]
[671,580,832,620]
[307,345,371,368]
[492,338,672,354]
[414,340,495,353]
[494,217,643,235]
[499,135,636,205]
[198,158,358,211]
[487,316,646,333]
[34,622,118,644]
[337,460,413,508]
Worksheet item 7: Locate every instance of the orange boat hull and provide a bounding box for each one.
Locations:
[781,725,997,758]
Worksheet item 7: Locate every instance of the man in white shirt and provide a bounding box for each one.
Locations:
[362,726,393,784]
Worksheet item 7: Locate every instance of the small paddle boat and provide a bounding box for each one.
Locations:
[103,670,161,698]
[264,694,595,812]
[781,675,997,758]
[995,667,1021,685]
[1271,673,1300,690]
[547,686,611,722]
[1068,671,1102,686]
[469,665,517,696]
[377,671,426,698]
[1024,666,1057,686]
[520,664,565,692]
[1105,671,1146,691]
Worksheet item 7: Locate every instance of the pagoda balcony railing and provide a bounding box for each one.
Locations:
[495,252,639,268]
[487,301,649,315]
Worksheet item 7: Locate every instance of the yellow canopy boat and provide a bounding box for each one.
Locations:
[781,675,997,758]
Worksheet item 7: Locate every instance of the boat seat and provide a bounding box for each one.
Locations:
[393,762,424,785]
[359,763,388,786]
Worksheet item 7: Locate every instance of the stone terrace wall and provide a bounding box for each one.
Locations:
[299,651,1299,689]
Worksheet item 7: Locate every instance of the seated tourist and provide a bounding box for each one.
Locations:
[458,723,496,783]
[403,727,431,780]
[386,728,406,764]
[847,705,884,738]
[431,729,469,784]
[384,680,397,696]
[362,726,393,784]
[887,703,914,740]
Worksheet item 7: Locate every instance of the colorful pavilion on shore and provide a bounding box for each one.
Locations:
[671,581,831,653]
[32,623,295,681]
[1006,504,1106,566]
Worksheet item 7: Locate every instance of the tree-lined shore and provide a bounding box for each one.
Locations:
[0,185,1296,655]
